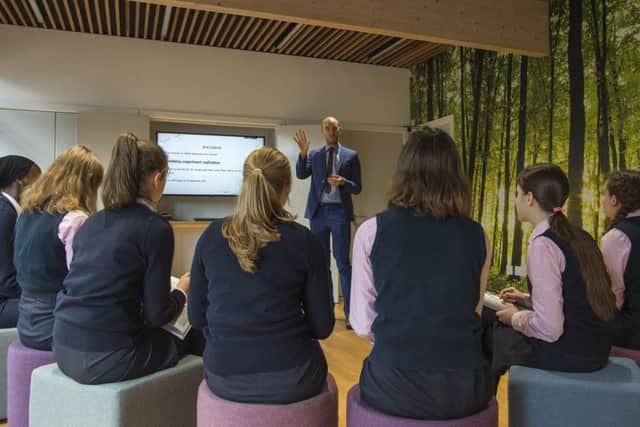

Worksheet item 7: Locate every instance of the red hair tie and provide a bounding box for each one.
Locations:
[553,207,564,214]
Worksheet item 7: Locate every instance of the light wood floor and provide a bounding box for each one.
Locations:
[2,302,509,427]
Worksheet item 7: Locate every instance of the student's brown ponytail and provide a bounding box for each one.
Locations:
[102,132,168,209]
[518,164,616,322]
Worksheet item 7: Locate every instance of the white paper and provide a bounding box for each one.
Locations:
[483,292,507,311]
[162,276,192,340]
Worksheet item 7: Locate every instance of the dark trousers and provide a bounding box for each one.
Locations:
[54,327,204,385]
[310,204,352,316]
[359,358,493,420]
[18,294,56,351]
[206,341,328,404]
[0,297,18,328]
[611,311,640,350]
[481,307,519,393]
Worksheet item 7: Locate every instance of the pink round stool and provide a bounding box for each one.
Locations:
[197,373,338,427]
[346,385,498,427]
[7,340,55,427]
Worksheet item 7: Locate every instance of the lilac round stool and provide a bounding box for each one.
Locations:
[197,374,338,427]
[346,385,498,427]
[7,340,55,427]
[611,346,640,367]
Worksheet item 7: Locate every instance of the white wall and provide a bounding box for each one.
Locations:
[345,129,404,223]
[0,110,55,169]
[76,112,150,168]
[0,24,409,216]
[0,25,408,294]
[0,110,80,170]
[0,25,409,127]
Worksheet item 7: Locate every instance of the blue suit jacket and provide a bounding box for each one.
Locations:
[296,145,362,221]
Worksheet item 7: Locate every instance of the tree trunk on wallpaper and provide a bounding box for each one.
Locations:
[419,63,426,124]
[590,0,610,175]
[427,58,435,121]
[610,130,618,170]
[492,139,504,267]
[548,0,564,163]
[468,49,485,189]
[437,54,446,117]
[609,34,627,170]
[460,48,468,173]
[511,55,528,269]
[410,63,422,124]
[478,53,499,222]
[500,54,514,275]
[568,0,586,227]
[548,50,556,163]
[492,68,506,267]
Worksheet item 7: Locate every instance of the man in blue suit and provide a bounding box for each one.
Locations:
[295,117,362,327]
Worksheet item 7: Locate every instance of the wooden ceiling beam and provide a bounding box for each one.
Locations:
[143,0,549,56]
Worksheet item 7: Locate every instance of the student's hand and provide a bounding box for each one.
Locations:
[496,304,519,326]
[177,272,190,294]
[499,287,528,305]
[294,129,310,158]
[327,175,346,186]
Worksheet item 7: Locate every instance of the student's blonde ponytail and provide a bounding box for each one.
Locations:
[222,147,294,273]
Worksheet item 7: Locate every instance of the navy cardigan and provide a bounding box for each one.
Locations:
[0,195,20,300]
[53,203,185,351]
[189,220,335,375]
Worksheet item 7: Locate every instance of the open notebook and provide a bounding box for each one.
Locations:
[483,292,507,311]
[162,276,192,340]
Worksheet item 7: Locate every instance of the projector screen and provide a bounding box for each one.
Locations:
[157,132,265,196]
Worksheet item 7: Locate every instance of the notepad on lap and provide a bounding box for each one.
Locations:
[163,276,192,340]
[483,292,507,311]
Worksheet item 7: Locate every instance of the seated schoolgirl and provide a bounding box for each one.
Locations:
[350,127,493,420]
[15,145,103,350]
[601,170,640,349]
[490,164,615,381]
[0,155,40,328]
[53,133,200,384]
[188,146,335,404]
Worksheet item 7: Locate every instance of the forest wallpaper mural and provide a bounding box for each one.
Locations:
[410,0,640,284]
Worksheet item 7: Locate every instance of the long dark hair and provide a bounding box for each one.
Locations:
[388,126,471,219]
[102,133,168,209]
[518,163,616,322]
[605,170,640,229]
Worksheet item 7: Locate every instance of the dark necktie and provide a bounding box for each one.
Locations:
[325,147,335,193]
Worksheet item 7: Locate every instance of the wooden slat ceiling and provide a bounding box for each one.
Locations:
[0,0,448,68]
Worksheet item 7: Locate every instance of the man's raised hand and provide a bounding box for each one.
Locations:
[294,129,310,157]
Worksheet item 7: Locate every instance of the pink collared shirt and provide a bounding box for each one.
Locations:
[601,209,640,309]
[57,210,89,268]
[349,216,491,341]
[349,217,378,341]
[511,218,566,343]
